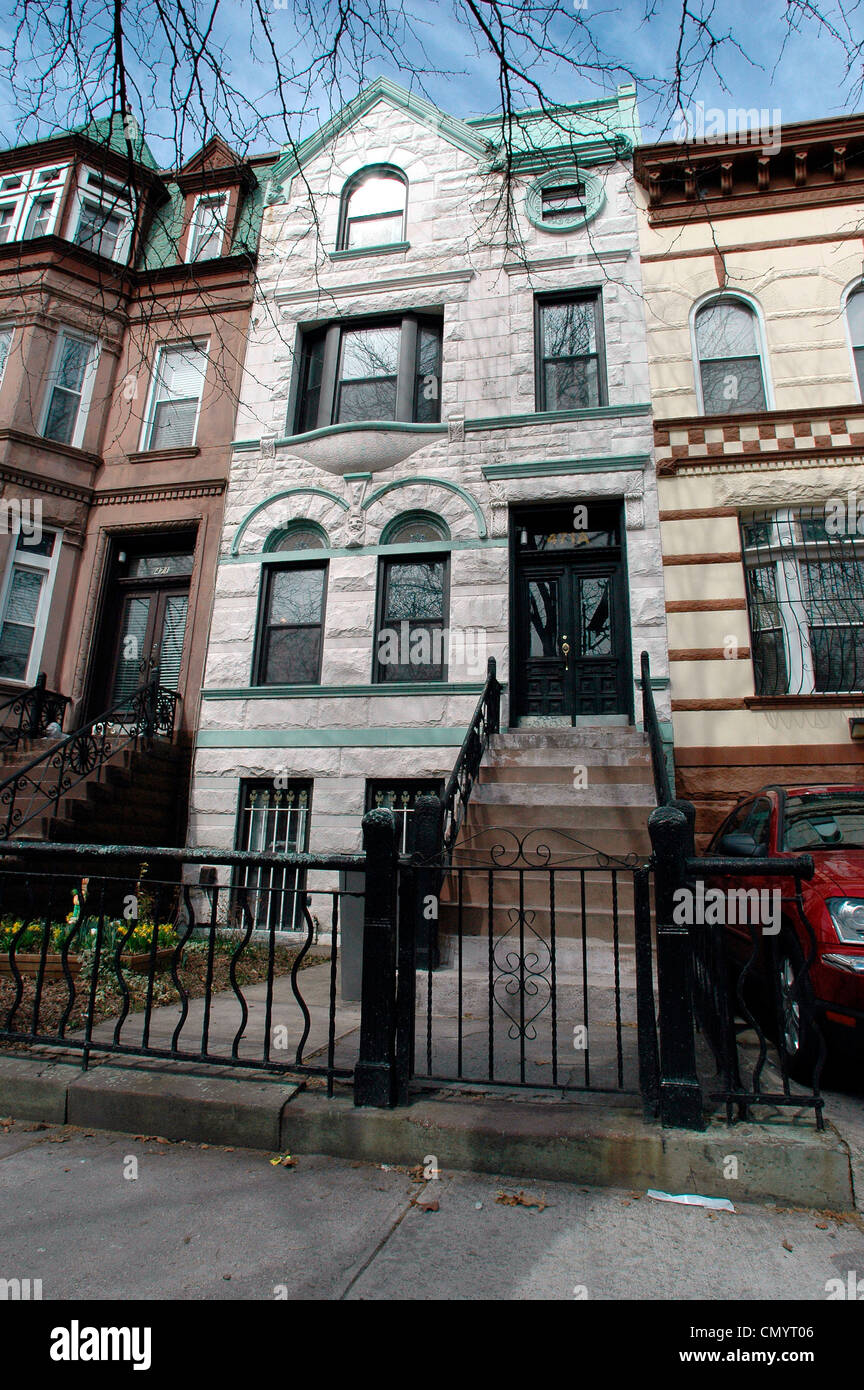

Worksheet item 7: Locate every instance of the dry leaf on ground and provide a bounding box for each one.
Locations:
[496,1189,547,1211]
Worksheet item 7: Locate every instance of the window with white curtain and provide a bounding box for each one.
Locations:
[0,327,12,387]
[0,530,61,683]
[186,193,228,262]
[143,342,208,450]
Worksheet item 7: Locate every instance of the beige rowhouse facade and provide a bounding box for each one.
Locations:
[635,115,864,843]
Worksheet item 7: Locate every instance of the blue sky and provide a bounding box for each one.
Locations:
[0,0,861,162]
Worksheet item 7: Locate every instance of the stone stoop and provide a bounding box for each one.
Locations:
[0,737,189,849]
[439,725,656,945]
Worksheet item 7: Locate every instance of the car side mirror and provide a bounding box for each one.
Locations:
[720,832,766,858]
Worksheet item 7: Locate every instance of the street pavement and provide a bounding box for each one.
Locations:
[0,1118,862,1300]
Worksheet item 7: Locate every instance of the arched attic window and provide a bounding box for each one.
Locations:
[846,285,864,399]
[694,296,768,415]
[338,166,407,250]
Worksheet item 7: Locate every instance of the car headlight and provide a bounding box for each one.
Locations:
[826,898,864,945]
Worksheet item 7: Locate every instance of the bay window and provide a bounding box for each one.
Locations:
[294,313,442,433]
[0,165,67,245]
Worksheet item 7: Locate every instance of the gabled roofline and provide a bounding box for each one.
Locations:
[267,76,494,198]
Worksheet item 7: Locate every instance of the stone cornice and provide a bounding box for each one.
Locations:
[0,428,101,470]
[0,464,93,505]
[93,480,226,505]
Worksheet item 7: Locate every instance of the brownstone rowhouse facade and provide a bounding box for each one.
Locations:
[634,114,864,844]
[0,117,270,838]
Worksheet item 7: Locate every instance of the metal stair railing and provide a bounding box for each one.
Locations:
[0,673,70,755]
[0,678,181,839]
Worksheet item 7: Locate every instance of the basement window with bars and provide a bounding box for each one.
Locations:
[742,508,864,696]
[234,781,311,932]
[366,780,444,854]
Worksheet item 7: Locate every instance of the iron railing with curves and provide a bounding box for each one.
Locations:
[0,841,365,1096]
[0,678,180,839]
[0,672,70,755]
[686,847,826,1126]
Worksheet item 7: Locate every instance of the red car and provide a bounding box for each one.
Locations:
[706,785,864,1072]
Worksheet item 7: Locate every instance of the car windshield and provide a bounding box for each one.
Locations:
[781,793,864,850]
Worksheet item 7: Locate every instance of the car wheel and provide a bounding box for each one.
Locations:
[774,933,820,1082]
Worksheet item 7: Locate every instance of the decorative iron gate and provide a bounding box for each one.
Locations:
[410,828,657,1096]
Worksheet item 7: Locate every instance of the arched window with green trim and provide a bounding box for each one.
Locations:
[264,522,328,553]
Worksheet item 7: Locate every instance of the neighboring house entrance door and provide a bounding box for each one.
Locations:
[90,536,195,715]
[512,504,631,722]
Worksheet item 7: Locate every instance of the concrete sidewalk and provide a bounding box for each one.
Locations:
[0,1045,857,1211]
[0,1122,861,1300]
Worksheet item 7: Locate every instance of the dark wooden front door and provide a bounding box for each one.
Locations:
[513,506,630,721]
[91,539,195,714]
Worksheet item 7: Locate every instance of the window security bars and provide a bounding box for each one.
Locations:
[742,507,864,696]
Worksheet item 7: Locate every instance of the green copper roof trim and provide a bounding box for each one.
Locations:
[361,476,487,538]
[139,158,274,270]
[482,454,651,480]
[66,113,160,170]
[219,536,507,565]
[267,78,493,201]
[196,727,471,749]
[231,403,653,451]
[277,420,446,448]
[202,680,490,700]
[231,486,350,556]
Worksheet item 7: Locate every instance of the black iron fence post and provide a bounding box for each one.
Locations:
[633,864,660,1120]
[28,672,47,738]
[486,656,501,734]
[648,804,705,1129]
[355,807,400,1108]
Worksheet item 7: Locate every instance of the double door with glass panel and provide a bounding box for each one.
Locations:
[98,547,193,711]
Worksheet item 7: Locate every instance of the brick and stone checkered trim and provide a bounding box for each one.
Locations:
[655,406,864,473]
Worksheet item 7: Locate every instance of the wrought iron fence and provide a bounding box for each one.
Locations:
[648,802,825,1129]
[0,673,69,755]
[0,678,180,839]
[0,841,364,1095]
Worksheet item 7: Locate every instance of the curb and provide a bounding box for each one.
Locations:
[0,1051,854,1210]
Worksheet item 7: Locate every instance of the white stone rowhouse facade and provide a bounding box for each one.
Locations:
[188,80,670,886]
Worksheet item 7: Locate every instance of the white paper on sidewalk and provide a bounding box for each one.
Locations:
[646,1189,735,1212]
